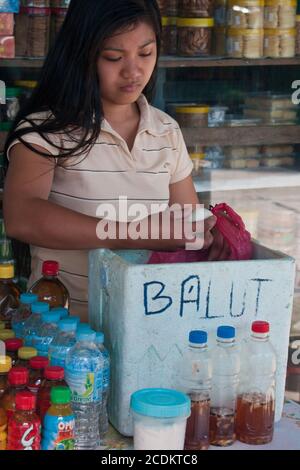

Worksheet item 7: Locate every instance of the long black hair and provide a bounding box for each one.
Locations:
[5,0,161,162]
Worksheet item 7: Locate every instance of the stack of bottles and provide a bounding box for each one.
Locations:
[178,321,276,450]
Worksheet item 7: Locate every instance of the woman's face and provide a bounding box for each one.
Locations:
[97,21,157,107]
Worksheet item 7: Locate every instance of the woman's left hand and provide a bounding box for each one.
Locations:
[208,227,231,261]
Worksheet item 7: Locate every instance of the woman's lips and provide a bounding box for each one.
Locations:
[120,84,140,93]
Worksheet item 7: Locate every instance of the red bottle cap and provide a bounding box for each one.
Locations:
[42,260,59,276]
[44,366,64,380]
[5,338,23,351]
[8,367,29,386]
[252,321,270,334]
[29,357,49,370]
[15,391,36,411]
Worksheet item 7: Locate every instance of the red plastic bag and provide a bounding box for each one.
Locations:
[148,203,252,264]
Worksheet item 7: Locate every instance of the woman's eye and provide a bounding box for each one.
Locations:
[140,52,152,57]
[104,57,122,62]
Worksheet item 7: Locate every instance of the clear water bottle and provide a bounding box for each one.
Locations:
[48,317,80,368]
[95,332,110,437]
[23,302,50,347]
[210,325,240,447]
[236,321,276,445]
[65,330,103,450]
[51,307,69,319]
[179,330,212,451]
[33,312,61,357]
[11,293,38,339]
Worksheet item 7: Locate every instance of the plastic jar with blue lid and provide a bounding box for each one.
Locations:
[130,388,191,450]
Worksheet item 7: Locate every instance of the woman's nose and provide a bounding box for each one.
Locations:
[121,59,142,80]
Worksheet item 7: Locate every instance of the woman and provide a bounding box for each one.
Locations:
[4,0,227,321]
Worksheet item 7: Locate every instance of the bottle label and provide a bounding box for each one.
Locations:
[66,370,103,403]
[42,414,75,450]
[8,420,41,450]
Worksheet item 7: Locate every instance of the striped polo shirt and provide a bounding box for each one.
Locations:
[8,94,193,321]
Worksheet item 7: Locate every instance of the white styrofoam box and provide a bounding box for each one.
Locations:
[89,243,296,436]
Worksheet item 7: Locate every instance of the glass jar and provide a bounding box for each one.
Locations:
[264,0,296,29]
[15,6,51,57]
[190,152,206,177]
[177,18,214,56]
[13,80,37,106]
[175,104,209,127]
[227,0,264,29]
[178,0,214,18]
[227,28,264,58]
[157,0,178,16]
[3,87,21,122]
[264,28,296,58]
[214,27,227,55]
[296,15,300,55]
[214,0,227,26]
[161,17,177,55]
[130,389,191,451]
[50,7,68,43]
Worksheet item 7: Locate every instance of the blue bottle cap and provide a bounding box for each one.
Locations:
[189,330,207,344]
[76,330,96,342]
[41,312,61,324]
[31,302,50,314]
[95,332,105,344]
[217,325,235,339]
[58,318,78,332]
[20,293,38,305]
[51,307,69,319]
[130,389,191,419]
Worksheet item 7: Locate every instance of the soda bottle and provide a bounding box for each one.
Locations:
[65,329,103,450]
[0,407,7,450]
[49,318,79,368]
[179,330,212,451]
[236,320,276,445]
[7,391,41,450]
[210,326,240,447]
[33,311,61,357]
[23,301,50,347]
[95,331,110,438]
[0,329,15,341]
[28,356,49,395]
[0,261,20,329]
[29,261,70,310]
[16,347,37,368]
[0,356,12,398]
[11,293,38,339]
[42,386,75,450]
[1,367,29,419]
[37,366,66,423]
[4,338,23,366]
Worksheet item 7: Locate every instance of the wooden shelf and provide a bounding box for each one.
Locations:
[1,56,300,69]
[182,125,300,146]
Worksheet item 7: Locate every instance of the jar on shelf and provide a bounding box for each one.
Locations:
[178,0,214,18]
[264,0,296,29]
[227,0,264,29]
[14,80,37,106]
[190,152,206,176]
[23,0,50,5]
[3,87,21,122]
[50,7,68,43]
[295,15,300,54]
[213,27,227,55]
[214,0,227,26]
[177,18,214,56]
[175,104,209,127]
[157,0,178,16]
[227,28,264,58]
[161,16,177,55]
[264,28,296,58]
[15,6,51,57]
